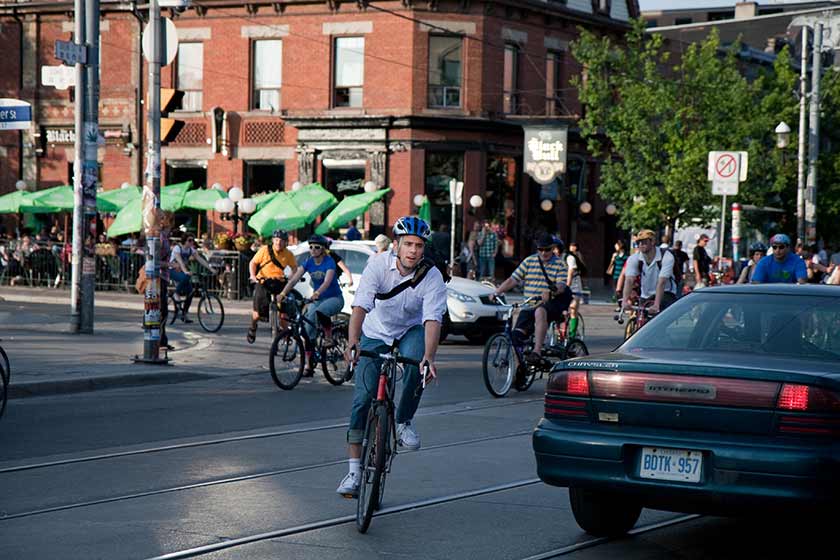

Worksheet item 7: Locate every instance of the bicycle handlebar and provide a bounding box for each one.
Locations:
[347,347,431,388]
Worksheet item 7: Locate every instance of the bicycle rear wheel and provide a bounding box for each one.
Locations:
[357,402,389,533]
[566,339,589,358]
[482,333,515,398]
[321,323,348,386]
[269,333,304,390]
[0,343,9,384]
[197,293,225,333]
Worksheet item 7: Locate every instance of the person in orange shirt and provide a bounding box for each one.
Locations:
[247,229,301,343]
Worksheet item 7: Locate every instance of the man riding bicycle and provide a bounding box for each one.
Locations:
[281,234,345,375]
[337,216,447,497]
[621,229,678,316]
[491,233,572,365]
[169,235,215,323]
[247,229,300,343]
[751,233,807,284]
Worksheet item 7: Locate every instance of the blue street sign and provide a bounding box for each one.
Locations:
[0,98,32,131]
[54,39,87,66]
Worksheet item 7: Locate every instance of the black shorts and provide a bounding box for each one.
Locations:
[514,287,573,335]
[253,278,287,318]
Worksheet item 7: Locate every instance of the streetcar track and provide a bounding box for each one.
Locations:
[145,478,544,560]
[0,430,532,521]
[519,514,703,559]
[0,397,541,474]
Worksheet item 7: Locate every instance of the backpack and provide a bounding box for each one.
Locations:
[566,251,588,277]
[422,242,452,284]
[374,247,451,301]
[328,251,344,278]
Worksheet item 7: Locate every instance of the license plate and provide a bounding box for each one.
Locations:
[639,447,702,483]
[496,310,509,320]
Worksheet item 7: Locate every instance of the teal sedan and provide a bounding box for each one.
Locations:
[533,284,840,536]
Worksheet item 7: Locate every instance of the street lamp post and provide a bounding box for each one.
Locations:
[214,186,256,235]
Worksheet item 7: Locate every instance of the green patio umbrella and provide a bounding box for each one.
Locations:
[252,191,281,211]
[418,197,432,223]
[0,190,31,214]
[18,185,74,213]
[288,182,337,224]
[315,188,391,235]
[98,186,141,213]
[247,191,307,237]
[184,187,227,211]
[106,182,193,237]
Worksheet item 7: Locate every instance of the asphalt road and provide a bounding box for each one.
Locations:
[0,300,830,559]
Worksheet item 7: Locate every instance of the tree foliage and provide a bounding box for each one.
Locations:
[572,19,838,242]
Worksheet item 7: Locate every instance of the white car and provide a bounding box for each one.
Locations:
[288,240,505,343]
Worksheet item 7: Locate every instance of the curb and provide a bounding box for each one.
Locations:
[8,370,220,399]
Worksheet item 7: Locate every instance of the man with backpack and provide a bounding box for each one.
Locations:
[247,229,301,343]
[621,229,678,315]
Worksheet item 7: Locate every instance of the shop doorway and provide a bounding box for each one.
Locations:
[166,163,207,237]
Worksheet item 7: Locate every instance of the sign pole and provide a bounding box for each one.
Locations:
[719,193,727,259]
[805,21,822,245]
[136,0,167,364]
[69,0,86,331]
[796,26,808,244]
[731,202,741,263]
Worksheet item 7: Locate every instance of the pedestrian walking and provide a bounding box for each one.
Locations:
[693,234,712,288]
[606,240,627,300]
[476,221,498,282]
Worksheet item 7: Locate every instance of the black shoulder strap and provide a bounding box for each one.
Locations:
[375,259,433,301]
[267,244,284,269]
[537,256,557,292]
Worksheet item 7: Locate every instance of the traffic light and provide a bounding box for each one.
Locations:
[160,87,185,144]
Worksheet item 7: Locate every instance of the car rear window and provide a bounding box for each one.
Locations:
[331,249,370,275]
[621,293,840,361]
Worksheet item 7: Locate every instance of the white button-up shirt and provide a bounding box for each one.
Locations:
[624,248,676,299]
[352,250,448,345]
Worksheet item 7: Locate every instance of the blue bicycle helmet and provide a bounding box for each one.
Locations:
[272,229,288,240]
[308,234,328,246]
[749,242,767,254]
[392,216,431,240]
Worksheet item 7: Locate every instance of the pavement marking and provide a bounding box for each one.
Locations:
[145,478,542,560]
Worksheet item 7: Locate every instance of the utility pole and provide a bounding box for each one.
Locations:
[79,0,100,333]
[796,27,808,245]
[137,0,167,363]
[805,21,822,245]
[69,0,86,330]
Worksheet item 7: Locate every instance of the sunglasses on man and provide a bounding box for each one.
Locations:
[772,244,787,250]
[310,245,324,251]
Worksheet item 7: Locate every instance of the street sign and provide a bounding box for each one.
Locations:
[142,17,179,66]
[449,180,464,205]
[54,39,87,65]
[707,151,748,182]
[42,65,76,90]
[0,98,32,130]
[712,182,739,196]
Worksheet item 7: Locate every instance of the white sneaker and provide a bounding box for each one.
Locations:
[396,422,421,450]
[336,472,359,498]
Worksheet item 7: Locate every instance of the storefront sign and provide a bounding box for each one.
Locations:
[46,128,76,144]
[524,126,568,185]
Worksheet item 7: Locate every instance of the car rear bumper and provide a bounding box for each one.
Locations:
[533,420,840,513]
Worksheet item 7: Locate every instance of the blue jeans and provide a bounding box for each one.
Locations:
[479,256,495,279]
[347,324,425,444]
[170,270,191,296]
[303,295,344,344]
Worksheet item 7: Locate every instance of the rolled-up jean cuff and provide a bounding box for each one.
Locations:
[347,428,365,444]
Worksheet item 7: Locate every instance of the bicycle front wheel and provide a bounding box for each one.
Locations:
[0,360,7,419]
[0,343,9,385]
[197,294,225,333]
[321,323,348,386]
[357,402,389,533]
[624,318,637,340]
[269,333,304,390]
[482,333,515,398]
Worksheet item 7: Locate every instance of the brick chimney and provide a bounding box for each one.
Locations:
[735,2,758,20]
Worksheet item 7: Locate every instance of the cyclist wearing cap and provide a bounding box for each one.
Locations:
[169,235,214,323]
[492,233,571,364]
[751,234,807,284]
[337,216,447,498]
[281,234,345,373]
[247,229,300,343]
[737,242,767,284]
[622,229,678,315]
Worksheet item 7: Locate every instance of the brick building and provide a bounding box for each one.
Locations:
[0,0,639,279]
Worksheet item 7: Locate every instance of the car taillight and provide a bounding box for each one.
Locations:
[777,384,840,413]
[776,384,840,437]
[545,370,590,421]
[547,370,590,396]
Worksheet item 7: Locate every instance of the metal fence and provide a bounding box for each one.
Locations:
[0,244,250,300]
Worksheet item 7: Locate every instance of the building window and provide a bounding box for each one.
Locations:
[545,51,564,116]
[252,40,282,111]
[675,17,693,25]
[428,35,462,108]
[334,37,364,108]
[244,161,285,197]
[645,19,659,28]
[592,0,611,16]
[424,152,464,243]
[503,44,519,114]
[485,154,517,257]
[708,11,735,21]
[177,42,203,111]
